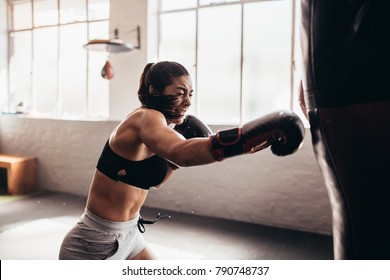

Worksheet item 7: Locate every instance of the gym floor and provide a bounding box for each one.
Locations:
[0,191,333,260]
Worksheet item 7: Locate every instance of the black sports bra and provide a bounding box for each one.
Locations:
[96,140,169,190]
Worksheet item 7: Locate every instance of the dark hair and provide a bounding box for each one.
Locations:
[138,61,189,96]
[137,61,190,118]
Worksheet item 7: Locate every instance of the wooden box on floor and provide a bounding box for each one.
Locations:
[0,155,37,195]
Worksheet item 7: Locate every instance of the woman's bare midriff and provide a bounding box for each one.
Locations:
[86,170,149,222]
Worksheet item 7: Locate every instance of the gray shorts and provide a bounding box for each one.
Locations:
[59,208,145,260]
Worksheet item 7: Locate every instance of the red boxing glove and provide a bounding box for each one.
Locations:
[209,110,305,161]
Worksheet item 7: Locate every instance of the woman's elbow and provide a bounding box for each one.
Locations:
[166,139,215,167]
[169,151,192,167]
[168,150,212,167]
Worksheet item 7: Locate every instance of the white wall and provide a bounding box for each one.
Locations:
[0,0,332,235]
[108,0,153,120]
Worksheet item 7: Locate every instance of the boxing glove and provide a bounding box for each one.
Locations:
[174,114,212,139]
[209,110,305,161]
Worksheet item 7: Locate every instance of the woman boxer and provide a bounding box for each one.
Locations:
[59,61,304,260]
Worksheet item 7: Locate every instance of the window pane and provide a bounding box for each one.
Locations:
[10,0,32,30]
[160,0,196,11]
[197,5,241,124]
[200,0,238,5]
[7,0,109,119]
[59,23,87,117]
[9,31,32,113]
[159,11,196,64]
[1,0,7,111]
[34,0,58,27]
[88,52,109,118]
[60,0,87,24]
[88,21,109,118]
[242,1,292,122]
[88,0,109,21]
[33,27,58,115]
[88,19,109,40]
[159,11,196,114]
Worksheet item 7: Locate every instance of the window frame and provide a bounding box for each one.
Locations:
[157,0,301,125]
[6,0,110,119]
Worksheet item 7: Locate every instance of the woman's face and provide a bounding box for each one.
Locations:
[163,75,193,125]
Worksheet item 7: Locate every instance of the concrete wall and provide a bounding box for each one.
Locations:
[0,115,331,235]
[0,0,332,235]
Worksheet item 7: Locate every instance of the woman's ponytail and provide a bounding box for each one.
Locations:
[138,62,154,96]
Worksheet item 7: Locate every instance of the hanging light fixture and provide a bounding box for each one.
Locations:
[83,26,141,53]
[83,26,141,79]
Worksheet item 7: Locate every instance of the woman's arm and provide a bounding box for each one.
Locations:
[141,107,305,167]
[139,109,216,167]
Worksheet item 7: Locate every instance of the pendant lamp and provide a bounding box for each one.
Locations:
[83,26,140,53]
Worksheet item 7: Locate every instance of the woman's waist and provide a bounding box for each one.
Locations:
[87,181,147,221]
[81,207,140,233]
[86,199,142,221]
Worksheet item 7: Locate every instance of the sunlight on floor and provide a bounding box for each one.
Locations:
[0,217,204,260]
[0,191,43,204]
[0,194,27,204]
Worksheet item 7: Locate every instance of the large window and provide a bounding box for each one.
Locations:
[158,0,303,125]
[6,0,110,119]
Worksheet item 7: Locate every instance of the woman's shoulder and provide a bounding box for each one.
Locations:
[127,107,164,119]
[115,108,166,136]
[131,107,166,125]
